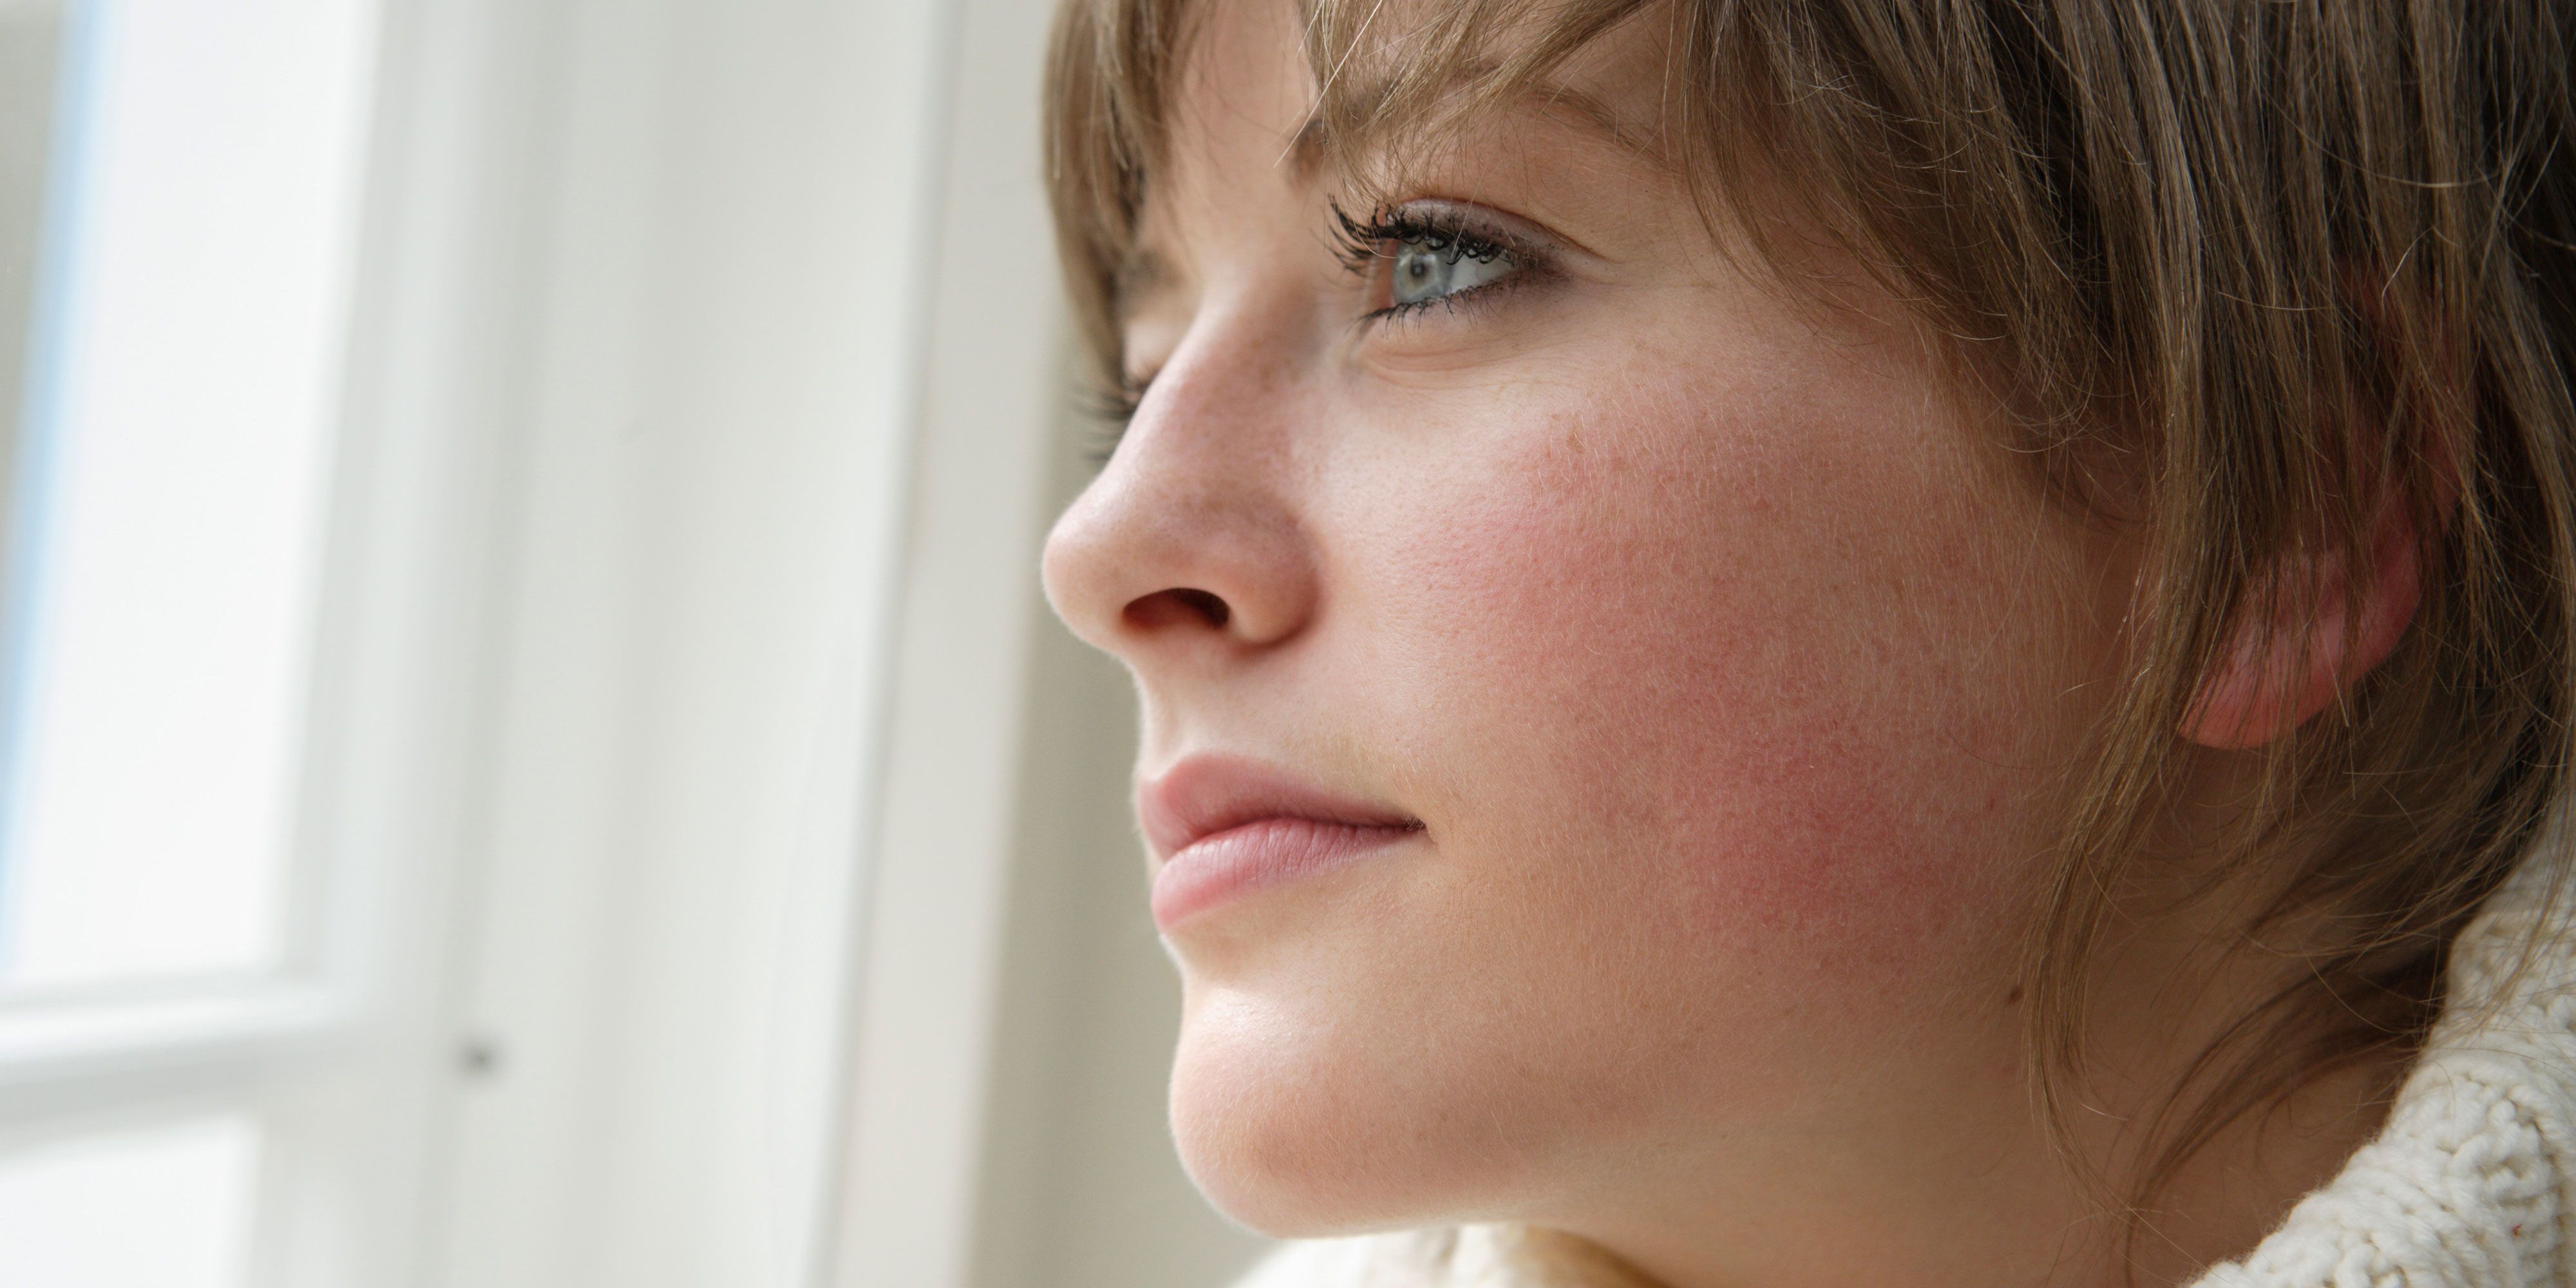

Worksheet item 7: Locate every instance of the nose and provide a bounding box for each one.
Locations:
[1041,332,1321,670]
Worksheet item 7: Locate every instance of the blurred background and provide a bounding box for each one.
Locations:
[0,0,1268,1284]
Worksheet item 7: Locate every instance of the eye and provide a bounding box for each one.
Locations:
[1386,233,1515,307]
[1332,201,1537,319]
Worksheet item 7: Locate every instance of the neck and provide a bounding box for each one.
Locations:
[1548,952,2405,1288]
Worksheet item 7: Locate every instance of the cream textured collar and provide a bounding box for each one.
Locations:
[1233,849,2576,1288]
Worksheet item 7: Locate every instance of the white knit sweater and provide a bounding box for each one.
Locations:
[1235,849,2576,1288]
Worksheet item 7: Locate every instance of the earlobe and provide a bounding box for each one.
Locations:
[2180,502,2424,750]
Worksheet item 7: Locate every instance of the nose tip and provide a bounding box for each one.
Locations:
[1039,462,1317,667]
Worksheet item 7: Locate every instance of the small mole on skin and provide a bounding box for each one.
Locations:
[2003,985,2024,1006]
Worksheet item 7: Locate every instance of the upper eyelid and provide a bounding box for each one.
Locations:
[1332,198,1556,268]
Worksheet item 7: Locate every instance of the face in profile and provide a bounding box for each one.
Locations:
[1041,0,2131,1274]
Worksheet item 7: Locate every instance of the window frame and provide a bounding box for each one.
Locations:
[0,0,545,1279]
[0,0,1081,1280]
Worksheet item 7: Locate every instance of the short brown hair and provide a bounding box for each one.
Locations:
[1044,0,2576,1250]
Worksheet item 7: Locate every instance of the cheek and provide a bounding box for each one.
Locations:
[1349,360,2062,990]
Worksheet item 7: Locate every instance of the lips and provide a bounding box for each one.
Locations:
[1139,754,1423,929]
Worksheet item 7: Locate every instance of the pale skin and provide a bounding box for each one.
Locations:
[1039,4,2420,1285]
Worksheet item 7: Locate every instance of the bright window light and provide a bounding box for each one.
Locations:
[0,0,379,989]
[0,1114,261,1288]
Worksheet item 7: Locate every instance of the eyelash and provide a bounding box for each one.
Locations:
[1083,374,1149,466]
[1329,202,1530,323]
[1091,374,1148,423]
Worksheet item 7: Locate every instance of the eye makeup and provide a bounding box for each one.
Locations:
[1330,199,1556,323]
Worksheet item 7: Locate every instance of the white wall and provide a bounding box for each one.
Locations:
[435,0,949,1281]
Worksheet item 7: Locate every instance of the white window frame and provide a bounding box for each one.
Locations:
[0,0,1076,1280]
[0,0,498,1282]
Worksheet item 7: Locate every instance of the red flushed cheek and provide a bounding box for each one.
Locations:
[1578,654,2004,1005]
[1346,393,2032,1000]
[1663,721,2010,983]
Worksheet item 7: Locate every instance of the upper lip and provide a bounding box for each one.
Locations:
[1138,753,1420,862]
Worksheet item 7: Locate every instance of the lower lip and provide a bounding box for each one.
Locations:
[1150,817,1419,930]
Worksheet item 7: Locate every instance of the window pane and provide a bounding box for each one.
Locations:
[0,0,379,989]
[0,1115,261,1288]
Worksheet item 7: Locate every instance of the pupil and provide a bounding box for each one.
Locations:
[1395,242,1446,302]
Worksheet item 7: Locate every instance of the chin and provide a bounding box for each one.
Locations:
[1165,983,1557,1239]
[1166,1009,1399,1235]
[1169,1096,1367,1237]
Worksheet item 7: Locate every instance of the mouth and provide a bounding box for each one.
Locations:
[1138,753,1425,930]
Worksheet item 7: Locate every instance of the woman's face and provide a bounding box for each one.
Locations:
[1041,0,2121,1263]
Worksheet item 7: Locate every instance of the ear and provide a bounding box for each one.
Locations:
[2180,498,2425,751]
[2183,267,2470,752]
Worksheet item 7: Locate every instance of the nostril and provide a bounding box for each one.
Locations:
[1174,589,1231,627]
[1125,587,1233,632]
